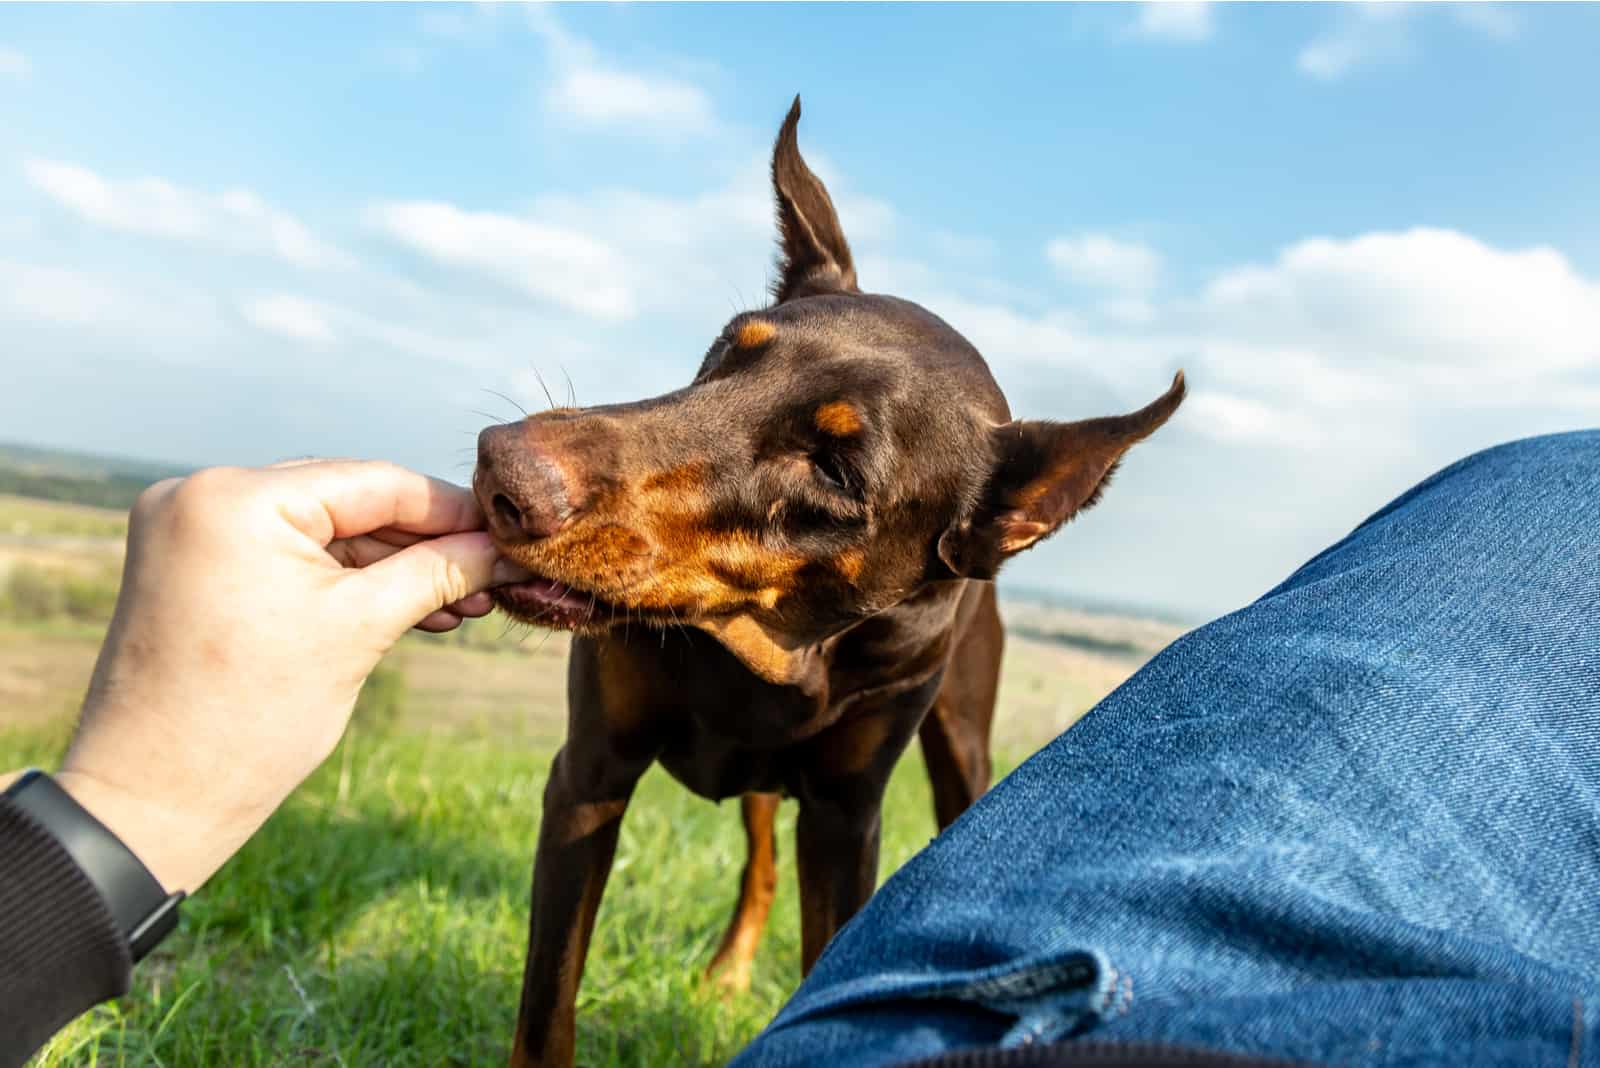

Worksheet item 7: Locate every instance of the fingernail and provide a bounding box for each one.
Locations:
[492,558,535,585]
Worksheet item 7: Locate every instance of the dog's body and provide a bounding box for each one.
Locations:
[474,99,1184,1068]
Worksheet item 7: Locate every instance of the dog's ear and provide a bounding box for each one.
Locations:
[938,372,1186,580]
[770,95,858,303]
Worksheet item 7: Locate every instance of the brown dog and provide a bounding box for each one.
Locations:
[473,98,1184,1068]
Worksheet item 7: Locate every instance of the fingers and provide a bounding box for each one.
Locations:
[348,531,530,640]
[326,534,407,570]
[270,460,486,545]
[448,591,495,617]
[329,536,502,616]
[414,609,465,633]
[409,591,497,633]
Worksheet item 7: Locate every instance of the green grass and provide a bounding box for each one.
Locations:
[8,718,1004,1067]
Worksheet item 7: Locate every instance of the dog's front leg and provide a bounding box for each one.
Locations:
[511,743,649,1068]
[795,789,883,973]
[793,683,941,973]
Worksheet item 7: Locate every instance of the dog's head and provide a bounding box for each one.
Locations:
[475,98,1183,679]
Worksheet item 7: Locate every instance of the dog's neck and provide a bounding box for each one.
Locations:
[696,614,830,693]
[696,581,970,700]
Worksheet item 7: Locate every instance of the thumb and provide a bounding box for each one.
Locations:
[349,530,512,642]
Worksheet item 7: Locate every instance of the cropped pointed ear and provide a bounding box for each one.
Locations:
[938,372,1187,580]
[770,95,858,303]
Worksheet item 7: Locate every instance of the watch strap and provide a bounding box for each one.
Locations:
[3,769,184,962]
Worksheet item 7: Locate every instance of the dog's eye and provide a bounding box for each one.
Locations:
[810,451,851,493]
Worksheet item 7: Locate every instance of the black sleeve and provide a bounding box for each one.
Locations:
[0,797,132,1068]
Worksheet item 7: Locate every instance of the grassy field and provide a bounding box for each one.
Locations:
[0,493,1186,1068]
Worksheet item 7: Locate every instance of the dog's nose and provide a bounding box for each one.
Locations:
[476,423,575,543]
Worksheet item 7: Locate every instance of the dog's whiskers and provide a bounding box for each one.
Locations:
[531,366,559,413]
[559,366,578,410]
[483,387,529,419]
[530,625,557,656]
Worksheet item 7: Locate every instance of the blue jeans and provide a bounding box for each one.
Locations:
[732,431,1600,1068]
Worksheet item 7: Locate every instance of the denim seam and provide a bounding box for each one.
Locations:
[990,957,1117,1049]
[970,958,1100,1001]
[774,954,1104,1032]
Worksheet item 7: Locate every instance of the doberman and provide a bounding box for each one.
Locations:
[473,98,1185,1068]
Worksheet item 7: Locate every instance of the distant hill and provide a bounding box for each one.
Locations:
[0,442,190,511]
[997,580,1198,628]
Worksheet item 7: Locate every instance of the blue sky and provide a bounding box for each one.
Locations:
[2,3,1597,618]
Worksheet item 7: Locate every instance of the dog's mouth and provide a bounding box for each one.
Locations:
[491,572,629,632]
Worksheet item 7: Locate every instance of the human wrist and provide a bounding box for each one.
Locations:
[51,765,262,894]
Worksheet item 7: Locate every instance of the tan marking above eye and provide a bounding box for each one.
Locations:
[735,320,777,348]
[814,401,862,437]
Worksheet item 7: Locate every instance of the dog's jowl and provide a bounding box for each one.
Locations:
[473,97,1185,1068]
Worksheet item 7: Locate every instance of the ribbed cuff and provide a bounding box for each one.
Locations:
[0,797,132,1068]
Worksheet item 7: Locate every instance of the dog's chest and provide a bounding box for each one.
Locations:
[576,586,968,801]
[602,628,956,803]
[649,654,844,800]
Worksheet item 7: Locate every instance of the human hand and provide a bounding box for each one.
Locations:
[50,460,530,893]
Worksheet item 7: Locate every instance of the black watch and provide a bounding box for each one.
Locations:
[3,769,184,962]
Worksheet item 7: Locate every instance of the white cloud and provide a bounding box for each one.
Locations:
[1298,3,1516,81]
[367,200,634,320]
[366,5,506,73]
[373,7,721,135]
[1101,295,1158,326]
[0,260,121,328]
[417,6,495,42]
[367,146,895,329]
[1183,390,1327,449]
[1452,4,1519,40]
[937,297,1092,370]
[240,294,337,345]
[527,7,717,138]
[1197,228,1600,377]
[546,66,715,137]
[0,46,28,79]
[0,258,230,352]
[238,285,526,371]
[23,159,353,270]
[1297,39,1358,80]
[1047,234,1163,291]
[1135,2,1214,43]
[913,226,1600,453]
[1297,4,1416,80]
